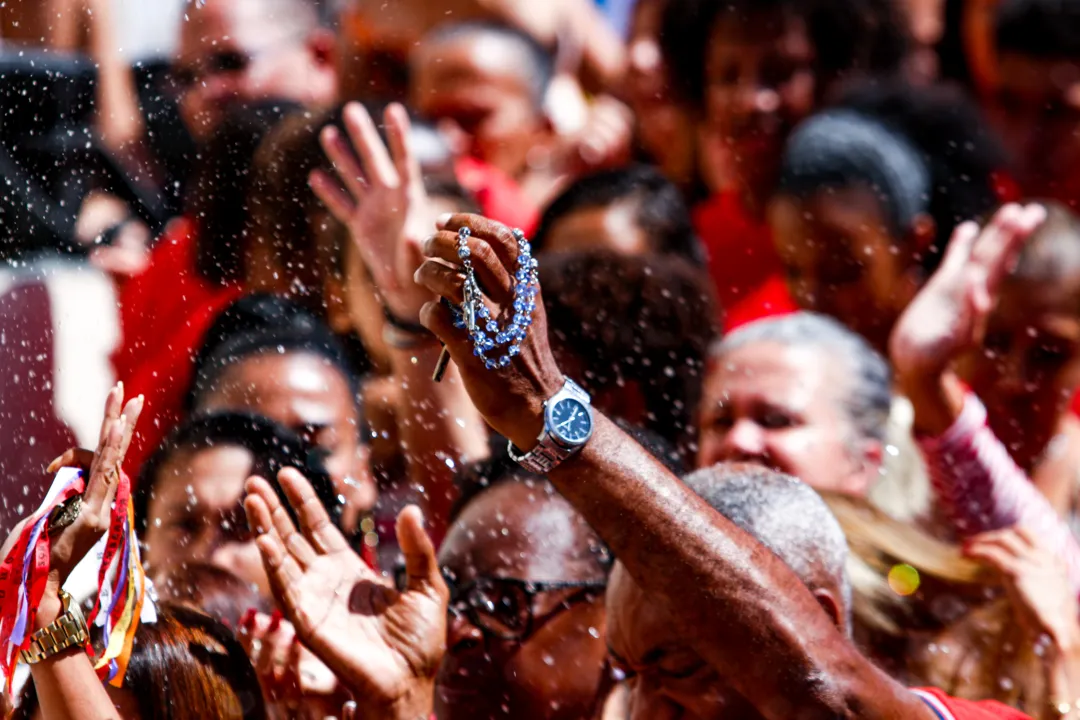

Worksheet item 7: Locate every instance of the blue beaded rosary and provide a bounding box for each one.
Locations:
[451,226,539,369]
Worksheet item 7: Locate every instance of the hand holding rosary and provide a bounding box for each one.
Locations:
[432,225,539,381]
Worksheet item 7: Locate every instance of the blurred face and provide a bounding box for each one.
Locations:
[627,0,695,179]
[770,188,930,352]
[541,201,651,256]
[436,484,609,720]
[989,53,1080,205]
[697,341,879,495]
[411,35,549,179]
[196,352,376,523]
[961,273,1080,465]
[174,0,336,143]
[143,445,268,600]
[706,12,816,208]
[606,564,761,720]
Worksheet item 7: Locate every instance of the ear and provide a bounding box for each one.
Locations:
[811,587,845,632]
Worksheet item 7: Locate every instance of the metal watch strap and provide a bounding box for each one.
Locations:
[508,379,591,474]
[19,591,89,664]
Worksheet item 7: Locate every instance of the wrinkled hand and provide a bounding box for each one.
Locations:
[310,102,434,324]
[243,469,447,719]
[239,611,352,720]
[964,527,1080,650]
[890,203,1046,383]
[415,214,566,450]
[42,383,142,590]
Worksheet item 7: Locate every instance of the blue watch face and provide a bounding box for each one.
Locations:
[549,398,592,444]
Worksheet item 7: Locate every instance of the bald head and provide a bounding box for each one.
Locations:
[683,463,852,632]
[440,478,611,582]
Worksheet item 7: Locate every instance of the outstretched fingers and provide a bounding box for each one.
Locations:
[343,102,398,190]
[246,492,308,611]
[277,468,352,557]
[396,505,447,602]
[245,476,316,569]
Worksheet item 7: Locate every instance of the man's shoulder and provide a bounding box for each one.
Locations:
[913,688,1032,720]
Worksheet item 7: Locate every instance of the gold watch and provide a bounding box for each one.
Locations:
[19,590,89,664]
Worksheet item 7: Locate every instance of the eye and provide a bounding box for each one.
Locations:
[656,652,707,679]
[1031,343,1071,368]
[758,411,794,429]
[707,412,733,430]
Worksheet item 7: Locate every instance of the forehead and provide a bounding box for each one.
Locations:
[705,341,838,405]
[206,352,356,425]
[177,0,295,60]
[152,444,254,512]
[414,34,534,95]
[994,276,1080,340]
[438,484,598,581]
[544,201,651,256]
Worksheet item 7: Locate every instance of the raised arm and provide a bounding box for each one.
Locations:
[8,384,143,720]
[890,204,1080,593]
[310,102,488,542]
[414,214,932,720]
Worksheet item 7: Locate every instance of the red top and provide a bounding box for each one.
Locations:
[692,191,797,332]
[113,217,243,476]
[455,156,539,236]
[914,688,1032,719]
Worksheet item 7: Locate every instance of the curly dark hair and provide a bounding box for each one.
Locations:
[540,252,718,456]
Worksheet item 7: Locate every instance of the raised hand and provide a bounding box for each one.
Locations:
[965,527,1080,648]
[891,203,1046,382]
[238,611,351,720]
[415,214,567,451]
[41,383,143,589]
[310,102,434,324]
[243,468,447,720]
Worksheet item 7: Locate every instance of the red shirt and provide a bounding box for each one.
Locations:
[114,217,243,476]
[914,688,1032,719]
[692,190,797,332]
[455,156,539,236]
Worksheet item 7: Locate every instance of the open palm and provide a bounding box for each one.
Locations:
[244,468,448,713]
[891,203,1046,379]
[310,102,434,324]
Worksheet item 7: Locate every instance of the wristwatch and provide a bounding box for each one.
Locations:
[19,590,90,664]
[508,378,595,474]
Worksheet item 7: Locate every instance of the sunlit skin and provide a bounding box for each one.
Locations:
[410,33,551,181]
[987,53,1080,206]
[540,201,652,256]
[196,352,376,530]
[435,482,609,720]
[174,0,336,144]
[606,564,764,720]
[142,445,269,601]
[705,12,816,216]
[769,188,936,354]
[960,274,1080,472]
[697,342,881,496]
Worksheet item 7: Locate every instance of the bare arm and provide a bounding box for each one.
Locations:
[310,102,488,542]
[415,213,933,720]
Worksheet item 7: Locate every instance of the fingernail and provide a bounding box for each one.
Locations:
[268,610,283,632]
[240,608,257,629]
[436,213,452,228]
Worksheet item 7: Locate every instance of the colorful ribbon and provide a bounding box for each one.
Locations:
[0,466,154,693]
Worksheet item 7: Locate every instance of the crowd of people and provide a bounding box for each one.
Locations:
[6,0,1080,718]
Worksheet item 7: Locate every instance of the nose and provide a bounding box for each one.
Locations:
[446,611,484,653]
[996,346,1028,394]
[720,417,767,461]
